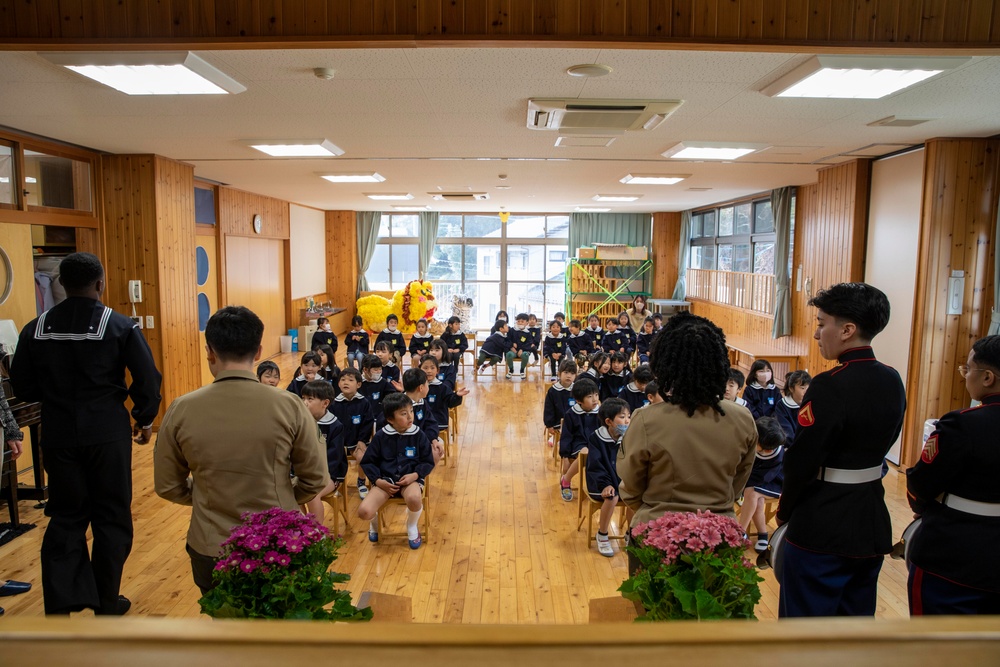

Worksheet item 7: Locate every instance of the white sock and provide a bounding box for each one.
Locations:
[369,515,378,532]
[406,508,422,540]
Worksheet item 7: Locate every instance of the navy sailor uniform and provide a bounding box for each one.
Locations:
[317,411,347,482]
[344,329,370,355]
[601,370,630,400]
[360,424,434,489]
[567,332,593,357]
[585,426,622,502]
[426,378,462,428]
[543,382,576,429]
[585,325,605,351]
[773,395,801,443]
[375,328,406,359]
[381,361,401,386]
[559,403,600,460]
[443,331,469,358]
[408,332,433,359]
[636,331,655,363]
[745,445,783,498]
[285,375,313,397]
[311,328,339,353]
[330,392,374,451]
[602,330,629,355]
[410,397,440,445]
[480,331,512,359]
[622,381,650,413]
[743,382,782,419]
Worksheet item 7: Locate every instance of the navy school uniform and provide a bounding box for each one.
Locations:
[285,375,313,397]
[330,392,374,451]
[542,333,566,359]
[408,332,434,359]
[426,377,463,428]
[622,381,650,413]
[410,397,440,446]
[636,331,655,363]
[376,329,407,359]
[559,324,569,336]
[559,403,600,460]
[381,361,401,386]
[618,325,636,353]
[602,330,629,354]
[600,371,629,400]
[527,325,543,353]
[508,325,536,352]
[490,319,509,335]
[480,331,512,359]
[585,426,622,502]
[906,393,1000,613]
[361,376,393,426]
[543,382,576,429]
[745,446,783,498]
[567,332,593,357]
[742,382,782,419]
[317,411,348,482]
[442,331,469,358]
[344,329,370,356]
[585,325,605,351]
[776,346,905,618]
[312,328,339,353]
[580,367,601,385]
[360,424,435,489]
[436,361,458,388]
[773,395,801,444]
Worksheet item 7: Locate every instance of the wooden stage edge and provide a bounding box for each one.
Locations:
[2,616,999,666]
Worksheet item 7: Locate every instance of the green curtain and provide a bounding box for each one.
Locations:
[569,212,652,255]
[418,211,440,280]
[771,187,794,338]
[671,211,691,300]
[356,211,382,295]
[990,197,1000,336]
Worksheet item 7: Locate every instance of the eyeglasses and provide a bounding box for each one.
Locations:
[958,365,987,378]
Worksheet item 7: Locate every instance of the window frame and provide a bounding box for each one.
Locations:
[689,194,777,276]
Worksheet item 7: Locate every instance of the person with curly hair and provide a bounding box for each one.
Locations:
[616,312,758,573]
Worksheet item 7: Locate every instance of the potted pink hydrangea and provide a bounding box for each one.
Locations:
[199,508,371,621]
[619,511,762,620]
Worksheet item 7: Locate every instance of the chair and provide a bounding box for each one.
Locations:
[376,478,430,542]
[576,451,629,543]
[544,423,560,462]
[321,483,351,536]
[448,406,459,438]
[438,428,451,466]
[473,356,502,382]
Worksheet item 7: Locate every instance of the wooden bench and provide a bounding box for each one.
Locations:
[724,334,799,385]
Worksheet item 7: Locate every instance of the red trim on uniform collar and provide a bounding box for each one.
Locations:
[980,393,1000,405]
[838,346,876,363]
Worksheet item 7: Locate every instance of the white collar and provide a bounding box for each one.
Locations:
[584,368,599,378]
[384,361,396,368]
[749,381,775,389]
[382,424,420,435]
[595,426,618,443]
[551,382,572,392]
[626,382,641,392]
[571,403,599,415]
[513,325,528,331]
[569,332,585,338]
[334,393,362,402]
[782,395,799,408]
[317,412,338,425]
[586,326,603,332]
[756,446,783,460]
[412,331,431,338]
[410,397,425,407]
[382,328,399,334]
[295,375,311,382]
[428,378,442,386]
[547,332,564,339]
[735,396,747,406]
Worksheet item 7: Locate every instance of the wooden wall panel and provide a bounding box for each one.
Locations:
[3,0,998,47]
[224,236,286,358]
[901,138,1000,467]
[325,209,358,320]
[217,186,289,240]
[651,212,681,299]
[0,222,42,331]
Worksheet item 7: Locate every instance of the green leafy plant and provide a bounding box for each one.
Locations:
[199,507,372,621]
[619,510,762,621]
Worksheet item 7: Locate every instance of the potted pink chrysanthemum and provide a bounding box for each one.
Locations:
[199,508,371,621]
[619,511,762,620]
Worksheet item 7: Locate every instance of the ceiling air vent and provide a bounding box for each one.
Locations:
[867,116,935,127]
[429,192,490,201]
[527,98,684,135]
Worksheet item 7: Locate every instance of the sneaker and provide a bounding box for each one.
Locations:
[478,363,489,374]
[368,529,379,543]
[549,376,558,382]
[408,533,422,550]
[519,371,526,378]
[596,535,614,557]
[357,478,369,500]
[505,371,513,379]
[560,480,573,502]
[754,538,768,553]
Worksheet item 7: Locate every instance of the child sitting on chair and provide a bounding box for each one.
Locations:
[256,360,280,387]
[344,315,370,370]
[724,368,748,408]
[585,397,631,558]
[300,380,345,523]
[286,351,323,396]
[358,392,435,550]
[477,320,511,375]
[374,340,403,389]
[419,356,468,439]
[622,363,653,413]
[773,370,812,443]
[408,318,433,367]
[543,359,578,448]
[375,314,407,365]
[559,378,601,502]
[542,319,567,381]
[331,368,375,501]
[739,416,787,553]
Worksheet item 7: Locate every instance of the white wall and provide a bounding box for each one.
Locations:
[289,203,326,299]
[864,147,924,465]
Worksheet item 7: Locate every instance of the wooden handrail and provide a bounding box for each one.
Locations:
[688,269,775,315]
[1,617,999,665]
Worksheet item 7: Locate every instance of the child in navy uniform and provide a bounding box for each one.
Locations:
[739,416,786,552]
[442,316,468,363]
[636,317,656,364]
[622,363,654,413]
[742,359,782,418]
[581,351,610,385]
[429,340,457,388]
[403,367,445,464]
[645,379,663,405]
[616,312,636,360]
[374,341,403,389]
[256,360,280,387]
[331,368,375,500]
[505,313,533,379]
[653,312,664,332]
[315,344,339,385]
[489,310,510,334]
[361,354,392,430]
[358,393,434,550]
[408,318,433,367]
[773,370,811,443]
[602,318,629,356]
[585,314,605,351]
[543,360,578,448]
[566,319,593,368]
[419,356,468,438]
[344,315,370,370]
[601,352,631,400]
[554,312,569,336]
[906,335,1000,615]
[477,321,512,375]
[542,320,567,381]
[527,314,543,363]
[300,380,345,523]
[375,314,406,363]
[286,351,323,396]
[723,368,749,408]
[311,316,339,353]
[585,397,631,557]
[559,378,601,502]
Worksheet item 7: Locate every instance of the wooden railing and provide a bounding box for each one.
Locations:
[687,269,774,315]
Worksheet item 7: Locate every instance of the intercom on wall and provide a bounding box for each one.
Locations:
[128,280,142,303]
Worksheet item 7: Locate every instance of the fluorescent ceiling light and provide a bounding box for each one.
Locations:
[593,194,641,202]
[320,172,385,183]
[0,177,9,183]
[762,55,969,99]
[366,193,413,200]
[575,207,611,212]
[25,177,37,183]
[662,142,766,160]
[248,140,343,157]
[620,173,690,185]
[392,205,430,211]
[40,51,246,95]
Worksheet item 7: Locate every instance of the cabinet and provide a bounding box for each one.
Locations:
[564,258,652,323]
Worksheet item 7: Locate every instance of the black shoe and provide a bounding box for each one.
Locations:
[95,595,131,616]
[0,580,31,597]
[0,606,5,616]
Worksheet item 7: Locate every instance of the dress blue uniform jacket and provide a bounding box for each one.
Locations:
[585,426,622,496]
[361,424,434,486]
[330,392,374,449]
[317,411,347,481]
[777,346,905,557]
[543,382,576,428]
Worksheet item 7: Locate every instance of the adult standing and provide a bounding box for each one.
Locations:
[10,252,162,615]
[154,306,330,594]
[776,283,905,618]
[617,312,757,572]
[624,295,650,332]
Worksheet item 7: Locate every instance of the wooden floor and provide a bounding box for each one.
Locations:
[0,351,915,622]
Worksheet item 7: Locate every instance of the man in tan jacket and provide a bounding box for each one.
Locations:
[154,306,329,594]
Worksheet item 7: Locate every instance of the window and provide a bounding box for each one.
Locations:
[22,148,93,212]
[689,195,776,277]
[0,141,14,209]
[365,213,419,290]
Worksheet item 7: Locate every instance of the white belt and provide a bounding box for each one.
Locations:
[944,494,1000,517]
[817,465,883,484]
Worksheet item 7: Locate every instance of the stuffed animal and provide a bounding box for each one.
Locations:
[356,280,438,334]
[452,293,474,332]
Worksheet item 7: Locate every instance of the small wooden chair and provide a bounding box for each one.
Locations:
[322,483,351,536]
[377,478,431,542]
[438,428,451,466]
[448,406,459,438]
[577,451,629,543]
[473,356,502,382]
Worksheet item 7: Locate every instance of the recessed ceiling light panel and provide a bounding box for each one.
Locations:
[662,142,766,160]
[574,207,611,212]
[761,55,969,99]
[320,172,385,183]
[593,194,641,202]
[365,193,413,200]
[247,140,343,157]
[392,205,430,211]
[619,174,690,185]
[41,51,246,95]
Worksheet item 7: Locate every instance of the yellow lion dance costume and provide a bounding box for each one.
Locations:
[356,280,438,334]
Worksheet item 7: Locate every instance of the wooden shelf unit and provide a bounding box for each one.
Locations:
[564,258,652,323]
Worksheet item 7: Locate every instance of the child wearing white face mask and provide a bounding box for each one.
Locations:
[584,397,632,557]
[742,359,782,419]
